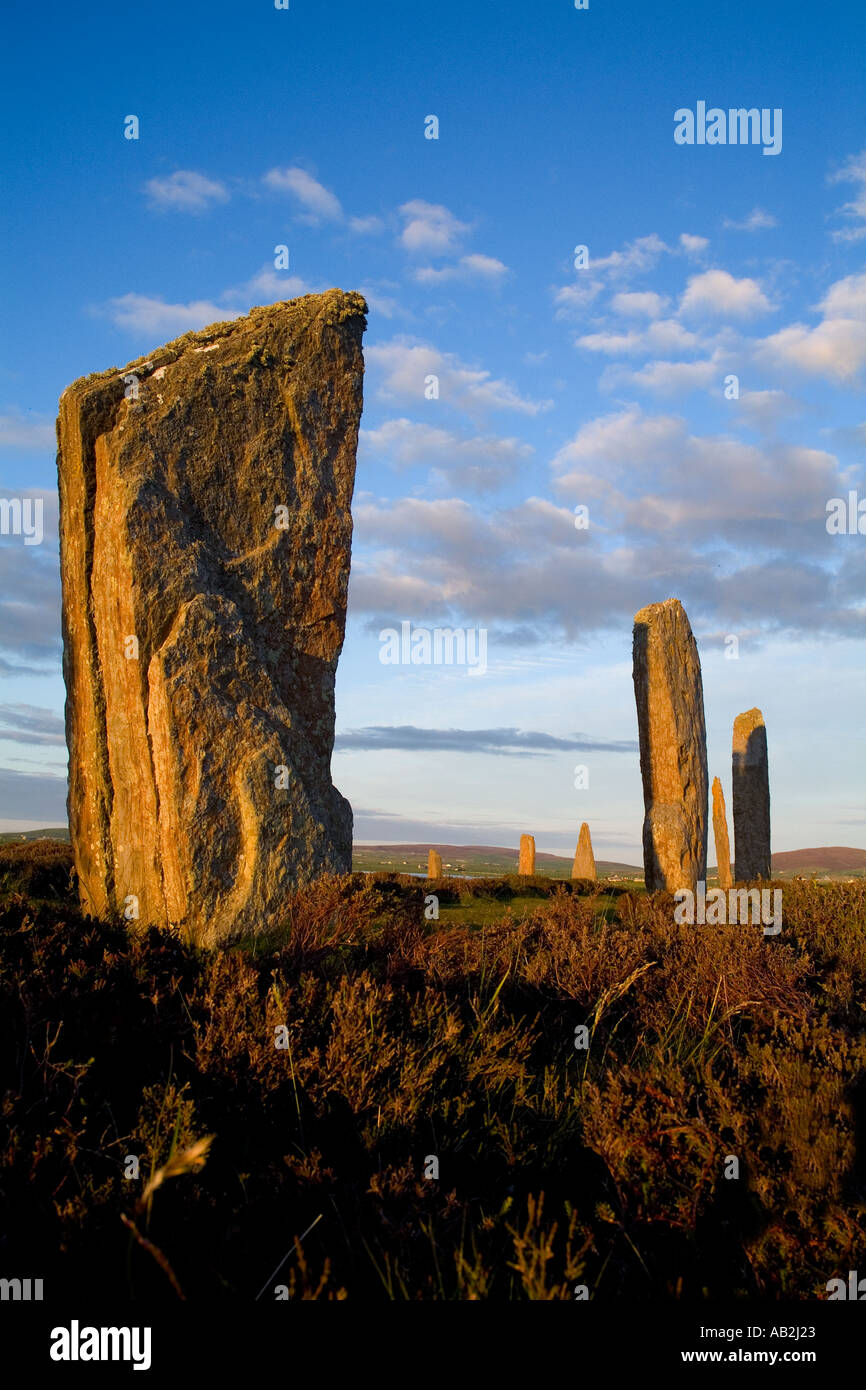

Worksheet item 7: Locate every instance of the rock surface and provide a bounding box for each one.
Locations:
[518,834,536,876]
[632,598,708,893]
[712,776,733,890]
[732,708,771,880]
[427,849,443,878]
[572,822,596,880]
[57,289,367,944]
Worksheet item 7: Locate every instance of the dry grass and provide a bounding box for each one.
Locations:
[1,844,864,1300]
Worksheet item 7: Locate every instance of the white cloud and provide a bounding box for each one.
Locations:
[610,291,669,318]
[576,319,699,356]
[754,273,866,383]
[819,271,866,321]
[722,207,777,231]
[756,319,866,383]
[589,233,670,278]
[99,294,243,336]
[360,417,532,492]
[349,215,385,235]
[679,269,774,319]
[829,148,866,244]
[398,200,470,254]
[679,233,709,255]
[414,253,509,285]
[144,170,229,212]
[365,338,552,417]
[607,358,718,396]
[0,411,56,450]
[263,167,343,221]
[553,280,605,317]
[551,406,843,530]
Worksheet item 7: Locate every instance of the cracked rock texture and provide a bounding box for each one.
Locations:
[57,290,367,944]
[633,598,708,893]
[732,707,771,881]
[571,822,596,880]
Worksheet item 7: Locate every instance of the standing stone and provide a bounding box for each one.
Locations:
[57,289,367,945]
[632,598,708,893]
[518,834,536,876]
[732,708,771,880]
[427,849,443,878]
[712,777,733,890]
[572,822,597,880]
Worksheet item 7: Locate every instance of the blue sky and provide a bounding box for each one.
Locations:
[1,0,864,858]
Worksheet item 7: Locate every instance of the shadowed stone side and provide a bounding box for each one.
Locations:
[58,289,367,945]
[712,776,733,890]
[572,822,597,880]
[427,849,443,878]
[732,707,771,880]
[633,598,708,893]
[518,834,535,875]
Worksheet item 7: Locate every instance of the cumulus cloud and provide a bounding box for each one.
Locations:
[263,166,343,221]
[679,269,774,319]
[604,357,719,396]
[98,293,242,336]
[679,233,709,255]
[414,253,509,286]
[610,291,669,318]
[754,272,866,382]
[359,418,532,492]
[398,200,470,254]
[144,170,229,212]
[576,319,699,356]
[364,338,552,417]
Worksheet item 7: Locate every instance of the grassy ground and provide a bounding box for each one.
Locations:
[1,839,865,1301]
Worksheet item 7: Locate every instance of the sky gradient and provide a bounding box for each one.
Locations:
[1,0,864,858]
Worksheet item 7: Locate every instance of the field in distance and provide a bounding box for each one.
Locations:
[3,830,863,880]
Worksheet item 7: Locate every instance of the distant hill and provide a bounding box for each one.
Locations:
[770,847,866,875]
[352,843,643,879]
[3,832,863,879]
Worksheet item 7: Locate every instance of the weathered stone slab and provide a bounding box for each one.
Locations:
[712,776,733,890]
[57,289,367,944]
[518,834,535,876]
[732,708,771,880]
[632,597,708,893]
[427,849,443,878]
[572,822,596,880]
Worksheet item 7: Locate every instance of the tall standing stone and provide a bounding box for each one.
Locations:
[427,849,443,878]
[57,290,367,945]
[711,777,733,890]
[518,834,536,876]
[732,708,771,880]
[572,822,597,880]
[632,598,708,893]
